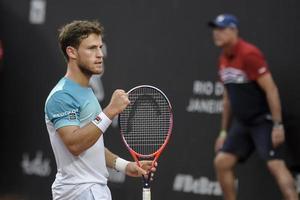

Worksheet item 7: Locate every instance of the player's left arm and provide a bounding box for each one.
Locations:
[104,148,156,177]
[245,52,285,147]
[257,73,285,147]
[104,148,119,169]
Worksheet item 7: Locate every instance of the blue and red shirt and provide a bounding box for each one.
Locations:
[218,38,270,122]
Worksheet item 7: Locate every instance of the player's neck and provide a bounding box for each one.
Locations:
[65,63,91,87]
[223,37,239,56]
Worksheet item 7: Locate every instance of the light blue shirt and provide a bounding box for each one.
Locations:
[45,77,108,200]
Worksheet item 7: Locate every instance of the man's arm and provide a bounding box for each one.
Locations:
[105,148,118,169]
[57,90,130,156]
[215,88,231,152]
[221,88,231,132]
[257,73,285,147]
[257,73,282,124]
[58,123,103,156]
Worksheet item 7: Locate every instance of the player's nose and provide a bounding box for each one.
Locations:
[96,48,103,58]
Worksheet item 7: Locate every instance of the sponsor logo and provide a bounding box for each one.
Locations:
[173,174,222,196]
[29,0,47,24]
[94,115,102,124]
[216,15,225,23]
[52,109,78,118]
[269,150,275,157]
[219,67,249,84]
[68,112,77,120]
[21,151,51,177]
[186,80,223,114]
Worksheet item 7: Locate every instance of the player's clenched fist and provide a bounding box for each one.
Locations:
[104,89,130,119]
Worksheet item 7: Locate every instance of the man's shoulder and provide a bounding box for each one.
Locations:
[239,39,264,56]
[48,89,72,101]
[45,79,77,106]
[45,90,75,113]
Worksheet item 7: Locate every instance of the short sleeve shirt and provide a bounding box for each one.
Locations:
[45,77,108,199]
[218,39,270,121]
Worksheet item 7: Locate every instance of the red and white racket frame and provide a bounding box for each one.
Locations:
[119,85,174,179]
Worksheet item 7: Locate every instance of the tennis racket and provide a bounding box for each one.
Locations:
[119,85,173,200]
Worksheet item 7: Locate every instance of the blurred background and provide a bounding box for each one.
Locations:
[0,0,299,199]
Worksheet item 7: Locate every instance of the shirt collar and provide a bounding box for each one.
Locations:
[223,38,242,59]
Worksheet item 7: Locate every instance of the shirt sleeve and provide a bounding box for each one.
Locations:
[45,91,81,130]
[244,52,269,80]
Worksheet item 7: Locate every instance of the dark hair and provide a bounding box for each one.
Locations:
[58,20,104,60]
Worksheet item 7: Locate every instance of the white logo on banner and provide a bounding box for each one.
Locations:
[29,0,47,24]
[21,151,51,177]
[173,174,222,196]
[186,80,224,114]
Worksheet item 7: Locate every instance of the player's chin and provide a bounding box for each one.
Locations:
[93,66,103,74]
[214,40,224,47]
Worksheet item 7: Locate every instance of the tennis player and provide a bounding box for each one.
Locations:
[45,20,156,200]
[209,14,299,200]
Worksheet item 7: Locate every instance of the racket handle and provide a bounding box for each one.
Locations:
[143,188,151,200]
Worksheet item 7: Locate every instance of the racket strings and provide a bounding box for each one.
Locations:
[119,87,171,155]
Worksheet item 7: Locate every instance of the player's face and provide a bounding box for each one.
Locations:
[212,27,236,47]
[76,33,104,76]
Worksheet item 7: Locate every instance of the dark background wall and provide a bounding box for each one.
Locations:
[0,0,299,199]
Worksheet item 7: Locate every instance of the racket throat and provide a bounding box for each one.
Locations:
[143,176,150,189]
[143,181,150,188]
[142,172,152,188]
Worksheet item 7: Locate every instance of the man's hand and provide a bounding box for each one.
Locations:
[272,126,285,148]
[104,89,130,119]
[125,161,157,180]
[215,136,226,152]
[215,130,227,152]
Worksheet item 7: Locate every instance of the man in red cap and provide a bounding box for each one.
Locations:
[209,14,299,200]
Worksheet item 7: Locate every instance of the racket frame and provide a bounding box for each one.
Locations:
[118,85,173,192]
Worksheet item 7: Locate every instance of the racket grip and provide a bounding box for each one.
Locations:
[143,188,151,200]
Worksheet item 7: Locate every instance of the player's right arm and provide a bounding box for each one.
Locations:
[215,88,231,152]
[46,89,129,156]
[57,123,103,156]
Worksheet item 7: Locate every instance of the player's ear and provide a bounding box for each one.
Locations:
[66,46,77,60]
